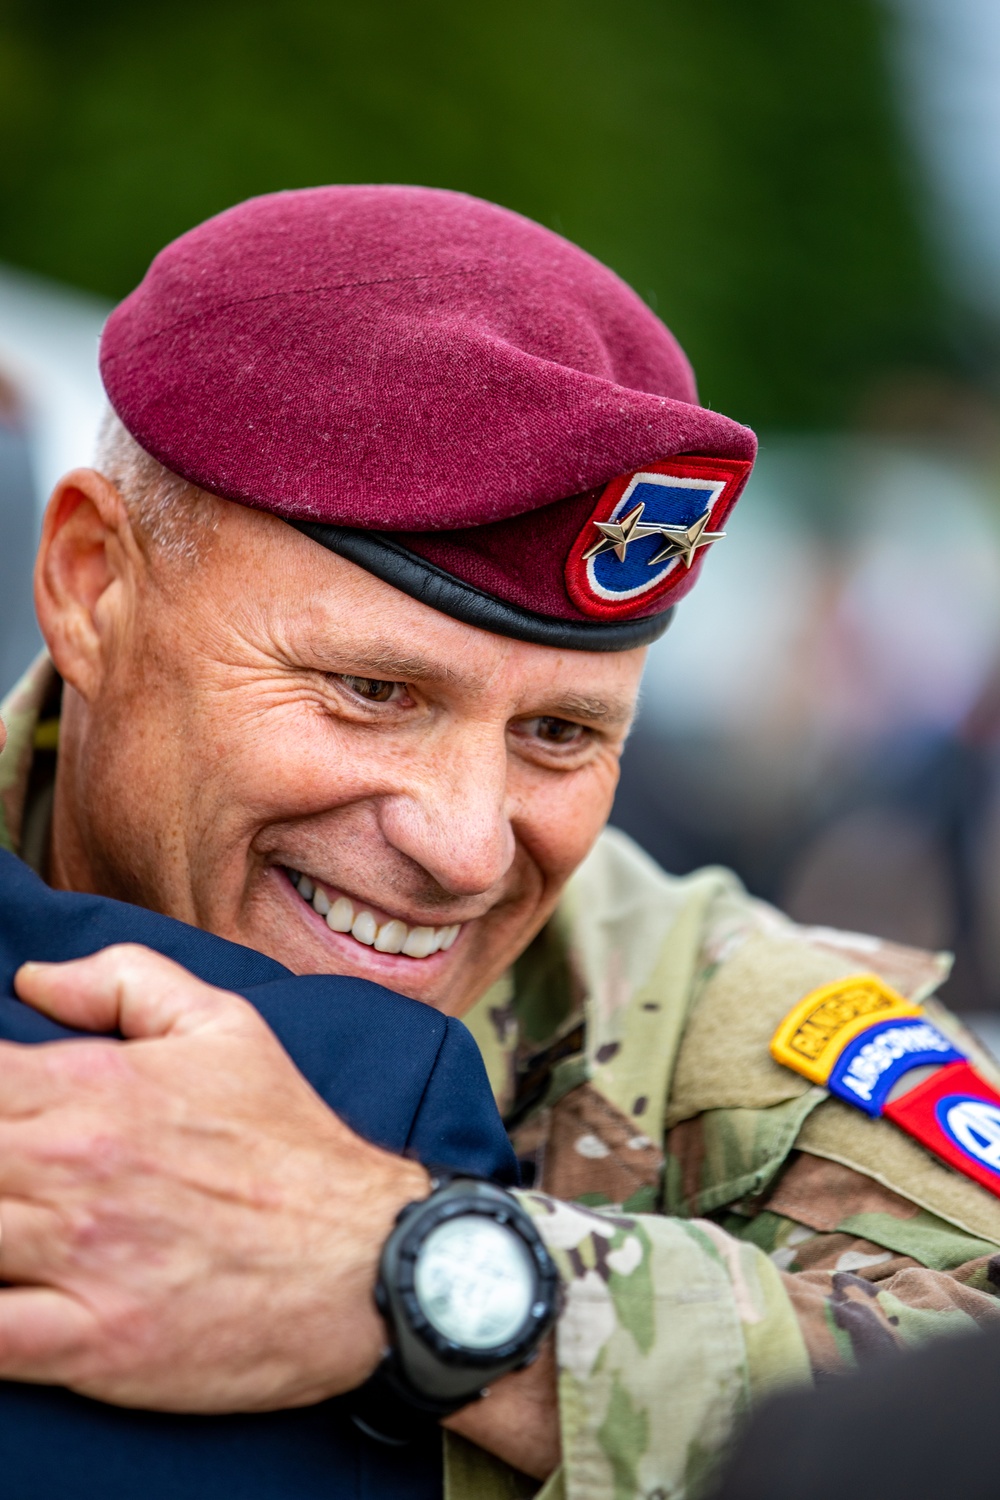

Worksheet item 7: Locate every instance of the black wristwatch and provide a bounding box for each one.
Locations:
[352,1174,561,1444]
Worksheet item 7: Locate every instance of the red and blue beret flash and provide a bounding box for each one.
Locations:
[100,186,755,650]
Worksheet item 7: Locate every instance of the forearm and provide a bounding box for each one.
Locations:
[505,1194,810,1500]
[735,1158,1000,1373]
[774,1235,1000,1372]
[443,1335,561,1482]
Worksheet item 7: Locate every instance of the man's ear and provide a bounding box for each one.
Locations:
[34,468,143,702]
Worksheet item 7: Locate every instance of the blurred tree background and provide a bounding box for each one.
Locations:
[0,0,950,430]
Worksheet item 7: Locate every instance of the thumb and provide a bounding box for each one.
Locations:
[14,945,255,1040]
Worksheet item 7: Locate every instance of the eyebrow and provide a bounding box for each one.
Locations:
[543,693,635,726]
[333,644,459,681]
[329,645,634,724]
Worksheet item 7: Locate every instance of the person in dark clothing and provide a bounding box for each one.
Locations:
[711,1328,1000,1500]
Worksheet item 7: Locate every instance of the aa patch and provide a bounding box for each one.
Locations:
[885,1062,1000,1200]
[827,1016,964,1116]
[769,974,920,1086]
[564,455,751,621]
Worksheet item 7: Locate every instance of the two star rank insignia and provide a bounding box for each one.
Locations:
[564,455,752,622]
[582,500,726,568]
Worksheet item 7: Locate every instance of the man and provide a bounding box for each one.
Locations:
[2,185,1000,1500]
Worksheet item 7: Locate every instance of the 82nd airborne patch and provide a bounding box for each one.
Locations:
[564,455,752,620]
[885,1063,1000,1198]
[771,973,1000,1201]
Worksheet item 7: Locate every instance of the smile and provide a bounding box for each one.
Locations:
[286,869,461,960]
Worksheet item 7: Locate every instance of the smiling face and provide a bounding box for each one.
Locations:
[36,472,645,1016]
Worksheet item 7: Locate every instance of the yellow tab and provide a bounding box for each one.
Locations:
[770,974,920,1085]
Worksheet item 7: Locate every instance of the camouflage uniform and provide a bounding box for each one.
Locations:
[5,654,1000,1500]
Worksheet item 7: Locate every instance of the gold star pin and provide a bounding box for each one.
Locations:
[643,509,725,568]
[582,501,649,562]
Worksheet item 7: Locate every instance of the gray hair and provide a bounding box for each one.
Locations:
[93,407,220,563]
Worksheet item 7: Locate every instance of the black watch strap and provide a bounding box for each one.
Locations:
[350,1356,485,1446]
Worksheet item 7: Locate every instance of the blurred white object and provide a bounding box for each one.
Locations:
[636,471,824,736]
[0,262,110,512]
[0,264,109,690]
[890,0,1000,314]
[641,438,1000,749]
[831,446,1000,739]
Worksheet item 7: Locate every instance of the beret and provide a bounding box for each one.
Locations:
[100,186,755,650]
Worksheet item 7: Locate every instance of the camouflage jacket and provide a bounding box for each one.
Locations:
[5,655,1000,1500]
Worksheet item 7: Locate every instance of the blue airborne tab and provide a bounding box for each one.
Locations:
[827,1016,964,1117]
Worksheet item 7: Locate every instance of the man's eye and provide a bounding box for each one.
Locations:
[529,716,586,746]
[339,675,400,703]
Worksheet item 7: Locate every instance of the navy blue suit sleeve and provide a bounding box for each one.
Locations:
[0,850,515,1181]
[406,1016,518,1185]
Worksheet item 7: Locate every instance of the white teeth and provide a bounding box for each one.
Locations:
[351,910,378,946]
[402,925,437,959]
[326,897,354,933]
[290,872,461,959]
[374,919,407,954]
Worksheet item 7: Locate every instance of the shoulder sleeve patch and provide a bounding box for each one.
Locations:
[772,978,1000,1208]
[770,974,920,1085]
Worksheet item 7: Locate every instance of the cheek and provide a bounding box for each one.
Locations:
[513,756,620,885]
[192,699,382,826]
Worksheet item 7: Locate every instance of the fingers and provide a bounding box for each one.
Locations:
[0,1110,128,1195]
[0,1285,93,1384]
[0,1039,104,1120]
[0,1198,66,1284]
[15,945,255,1041]
[0,1046,48,1121]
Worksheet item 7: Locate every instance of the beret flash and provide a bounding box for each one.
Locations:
[100,185,755,650]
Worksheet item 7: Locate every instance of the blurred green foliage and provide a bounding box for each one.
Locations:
[0,0,949,426]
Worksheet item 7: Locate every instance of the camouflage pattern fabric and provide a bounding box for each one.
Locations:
[463,770,1000,1497]
[5,655,1000,1500]
[0,653,55,863]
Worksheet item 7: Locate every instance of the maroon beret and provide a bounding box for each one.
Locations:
[100,186,755,650]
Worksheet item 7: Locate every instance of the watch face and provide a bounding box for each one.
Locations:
[413,1214,536,1350]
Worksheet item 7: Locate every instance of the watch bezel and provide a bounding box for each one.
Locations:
[391,1187,560,1370]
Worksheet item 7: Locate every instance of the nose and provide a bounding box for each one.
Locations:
[375,727,516,898]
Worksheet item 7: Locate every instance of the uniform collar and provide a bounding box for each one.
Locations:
[0,652,59,871]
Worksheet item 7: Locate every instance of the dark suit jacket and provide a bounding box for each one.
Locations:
[0,850,516,1499]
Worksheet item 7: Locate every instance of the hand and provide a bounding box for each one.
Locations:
[0,945,429,1411]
